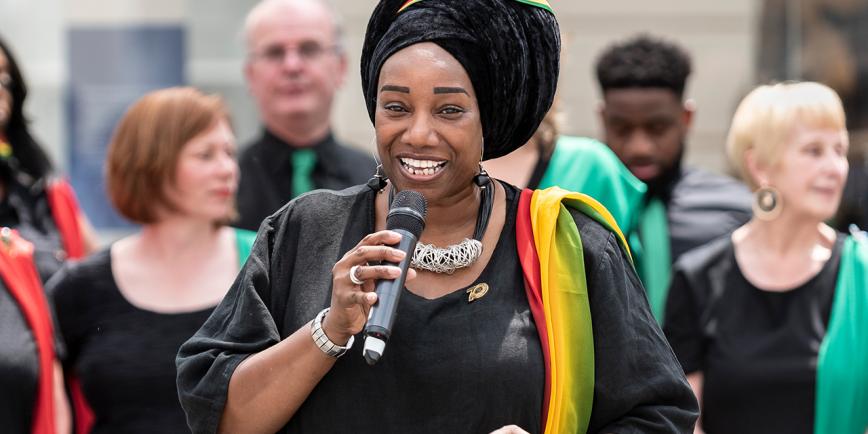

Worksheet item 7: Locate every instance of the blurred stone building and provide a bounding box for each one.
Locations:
[18,1,867,230]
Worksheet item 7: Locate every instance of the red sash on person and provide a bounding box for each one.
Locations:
[45,178,86,260]
[0,229,56,434]
[45,178,94,433]
[516,187,632,434]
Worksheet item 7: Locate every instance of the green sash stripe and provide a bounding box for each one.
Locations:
[636,198,671,323]
[233,228,257,269]
[815,234,868,434]
[513,0,553,13]
[563,198,633,264]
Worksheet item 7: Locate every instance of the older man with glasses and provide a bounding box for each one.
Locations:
[237,0,376,231]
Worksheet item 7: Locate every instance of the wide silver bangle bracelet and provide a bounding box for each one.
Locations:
[311,308,354,358]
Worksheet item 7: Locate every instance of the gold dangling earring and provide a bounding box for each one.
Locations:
[753,185,782,221]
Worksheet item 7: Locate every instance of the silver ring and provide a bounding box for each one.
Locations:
[349,265,365,286]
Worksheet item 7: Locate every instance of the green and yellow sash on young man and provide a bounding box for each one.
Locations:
[516,187,631,434]
[815,233,868,434]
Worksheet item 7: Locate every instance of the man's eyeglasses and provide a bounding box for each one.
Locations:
[0,72,12,90]
[251,42,340,65]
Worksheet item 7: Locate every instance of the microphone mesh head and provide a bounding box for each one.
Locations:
[386,190,427,238]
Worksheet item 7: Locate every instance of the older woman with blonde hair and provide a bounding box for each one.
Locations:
[664,81,868,434]
[48,87,255,433]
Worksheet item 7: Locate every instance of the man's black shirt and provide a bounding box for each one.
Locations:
[236,129,377,231]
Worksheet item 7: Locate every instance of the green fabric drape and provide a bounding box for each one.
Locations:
[815,234,868,434]
[538,136,646,238]
[636,198,671,323]
[233,228,257,268]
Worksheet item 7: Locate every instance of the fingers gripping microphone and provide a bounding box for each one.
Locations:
[363,190,427,365]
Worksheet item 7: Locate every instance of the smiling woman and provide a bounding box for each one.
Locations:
[176,2,698,433]
[376,43,484,211]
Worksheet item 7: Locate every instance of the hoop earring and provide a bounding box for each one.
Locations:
[366,164,388,192]
[473,163,491,188]
[753,185,782,221]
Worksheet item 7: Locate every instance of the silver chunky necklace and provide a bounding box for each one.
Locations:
[391,180,494,274]
[411,238,483,274]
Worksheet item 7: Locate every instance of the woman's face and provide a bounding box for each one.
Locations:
[0,49,12,132]
[762,125,849,222]
[163,118,239,223]
[375,42,483,203]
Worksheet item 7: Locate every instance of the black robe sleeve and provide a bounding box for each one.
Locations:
[176,186,371,434]
[570,211,699,433]
[175,215,283,434]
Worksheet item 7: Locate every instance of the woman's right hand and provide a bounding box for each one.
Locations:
[322,230,416,344]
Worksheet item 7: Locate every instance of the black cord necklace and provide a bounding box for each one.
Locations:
[387,180,493,242]
[388,179,494,273]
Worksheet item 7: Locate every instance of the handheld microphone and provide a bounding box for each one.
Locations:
[363,190,427,365]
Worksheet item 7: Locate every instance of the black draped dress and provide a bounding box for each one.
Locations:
[177,183,698,434]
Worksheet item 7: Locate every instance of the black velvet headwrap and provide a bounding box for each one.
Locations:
[361,0,560,160]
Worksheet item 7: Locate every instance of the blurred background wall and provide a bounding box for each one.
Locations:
[5,0,864,230]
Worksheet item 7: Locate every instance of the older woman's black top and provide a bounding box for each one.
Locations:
[177,183,698,434]
[664,234,844,434]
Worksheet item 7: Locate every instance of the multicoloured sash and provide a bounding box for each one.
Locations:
[516,187,631,433]
[815,234,868,434]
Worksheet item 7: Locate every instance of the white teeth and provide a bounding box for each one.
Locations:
[400,159,445,176]
[400,157,445,173]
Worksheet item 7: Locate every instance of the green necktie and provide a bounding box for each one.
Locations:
[637,197,672,323]
[291,148,316,198]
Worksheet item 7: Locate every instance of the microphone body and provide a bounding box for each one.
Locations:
[363,190,426,365]
[363,229,417,346]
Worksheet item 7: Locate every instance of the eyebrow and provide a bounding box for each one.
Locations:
[433,87,468,95]
[380,85,410,93]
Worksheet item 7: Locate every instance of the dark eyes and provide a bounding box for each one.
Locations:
[439,106,464,115]
[381,103,465,117]
[647,122,671,135]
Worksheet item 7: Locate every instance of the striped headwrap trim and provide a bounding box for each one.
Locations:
[513,0,553,12]
[397,0,423,14]
[399,0,553,14]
